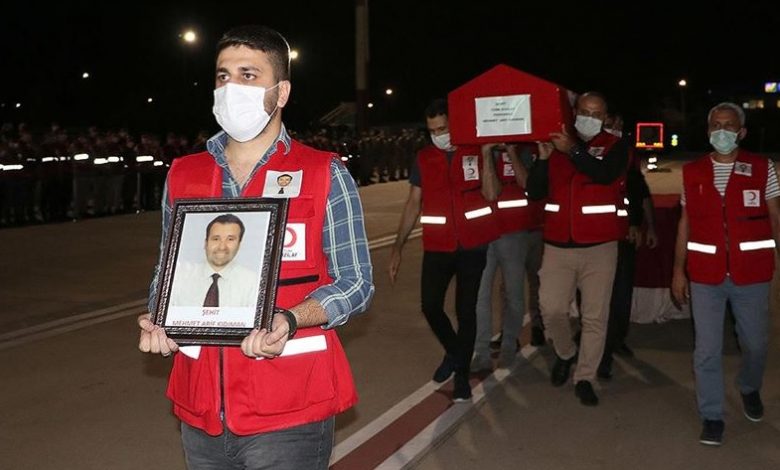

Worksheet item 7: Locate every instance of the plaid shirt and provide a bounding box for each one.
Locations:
[149,126,374,328]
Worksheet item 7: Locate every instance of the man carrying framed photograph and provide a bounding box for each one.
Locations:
[137,25,374,469]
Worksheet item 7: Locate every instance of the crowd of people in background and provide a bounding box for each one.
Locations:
[0,121,428,227]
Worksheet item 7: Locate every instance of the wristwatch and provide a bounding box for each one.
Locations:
[275,308,297,339]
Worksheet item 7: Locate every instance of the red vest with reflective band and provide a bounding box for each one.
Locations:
[493,147,543,234]
[543,132,628,243]
[164,141,357,436]
[417,145,501,251]
[683,151,775,285]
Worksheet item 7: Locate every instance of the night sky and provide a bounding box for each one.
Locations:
[2,1,778,137]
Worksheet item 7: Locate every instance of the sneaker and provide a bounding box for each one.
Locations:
[574,380,599,406]
[551,353,574,387]
[614,343,634,358]
[471,353,493,373]
[498,347,517,369]
[699,419,724,446]
[433,354,456,383]
[531,326,546,346]
[741,391,764,422]
[452,373,472,402]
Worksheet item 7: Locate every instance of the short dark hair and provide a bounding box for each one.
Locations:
[206,214,246,241]
[277,173,292,180]
[424,98,448,119]
[217,25,291,81]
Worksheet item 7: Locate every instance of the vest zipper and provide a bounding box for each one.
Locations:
[219,347,226,422]
[722,200,731,277]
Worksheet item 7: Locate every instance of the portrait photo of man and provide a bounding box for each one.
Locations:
[168,213,263,314]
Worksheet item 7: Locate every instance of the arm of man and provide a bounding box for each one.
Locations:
[139,181,180,357]
[526,142,553,200]
[626,166,646,248]
[768,196,780,257]
[389,184,422,284]
[243,158,375,358]
[479,144,501,201]
[567,138,629,184]
[671,207,690,306]
[506,144,529,188]
[643,196,658,249]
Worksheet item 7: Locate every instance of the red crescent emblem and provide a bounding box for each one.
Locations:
[284,226,297,248]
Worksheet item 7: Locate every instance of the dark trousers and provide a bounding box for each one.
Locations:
[602,240,636,367]
[421,248,487,374]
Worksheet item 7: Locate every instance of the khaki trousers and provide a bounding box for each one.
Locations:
[539,242,618,382]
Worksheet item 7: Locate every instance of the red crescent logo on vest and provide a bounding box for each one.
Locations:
[284,227,297,248]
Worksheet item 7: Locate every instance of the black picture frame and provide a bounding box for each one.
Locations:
[151,197,289,345]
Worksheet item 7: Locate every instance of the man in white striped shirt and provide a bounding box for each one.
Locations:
[672,102,780,446]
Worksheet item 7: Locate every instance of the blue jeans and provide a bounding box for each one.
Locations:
[475,231,531,356]
[691,279,770,421]
[181,417,334,470]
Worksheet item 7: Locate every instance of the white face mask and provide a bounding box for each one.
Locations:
[574,115,603,139]
[709,129,739,155]
[213,82,280,142]
[431,132,452,151]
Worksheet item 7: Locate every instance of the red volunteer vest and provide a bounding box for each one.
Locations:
[543,132,628,243]
[417,145,501,251]
[493,148,543,234]
[164,141,357,436]
[683,151,775,285]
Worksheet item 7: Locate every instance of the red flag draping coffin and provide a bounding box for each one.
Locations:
[448,64,574,145]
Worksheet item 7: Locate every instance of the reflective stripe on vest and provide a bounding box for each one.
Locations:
[497,199,528,209]
[617,209,628,217]
[582,204,617,214]
[464,206,493,220]
[688,241,717,254]
[623,197,630,205]
[420,215,446,225]
[545,203,560,212]
[739,239,776,251]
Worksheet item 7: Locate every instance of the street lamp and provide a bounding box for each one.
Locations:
[290,49,299,60]
[678,79,687,149]
[385,88,393,96]
[182,30,197,44]
[82,72,90,79]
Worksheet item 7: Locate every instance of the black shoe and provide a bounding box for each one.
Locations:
[433,354,456,383]
[614,343,634,358]
[531,326,546,346]
[699,419,724,446]
[597,361,613,381]
[452,373,472,402]
[574,381,599,406]
[551,354,574,387]
[741,391,764,422]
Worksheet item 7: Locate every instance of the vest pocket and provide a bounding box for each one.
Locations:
[282,196,317,269]
[166,354,213,417]
[246,342,336,415]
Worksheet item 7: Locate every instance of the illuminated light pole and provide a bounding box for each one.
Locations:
[82,72,90,79]
[290,49,299,60]
[678,79,687,150]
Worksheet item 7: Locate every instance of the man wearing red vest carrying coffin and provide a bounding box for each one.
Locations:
[672,102,780,447]
[137,25,374,469]
[526,92,629,407]
[472,143,544,372]
[388,98,501,402]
